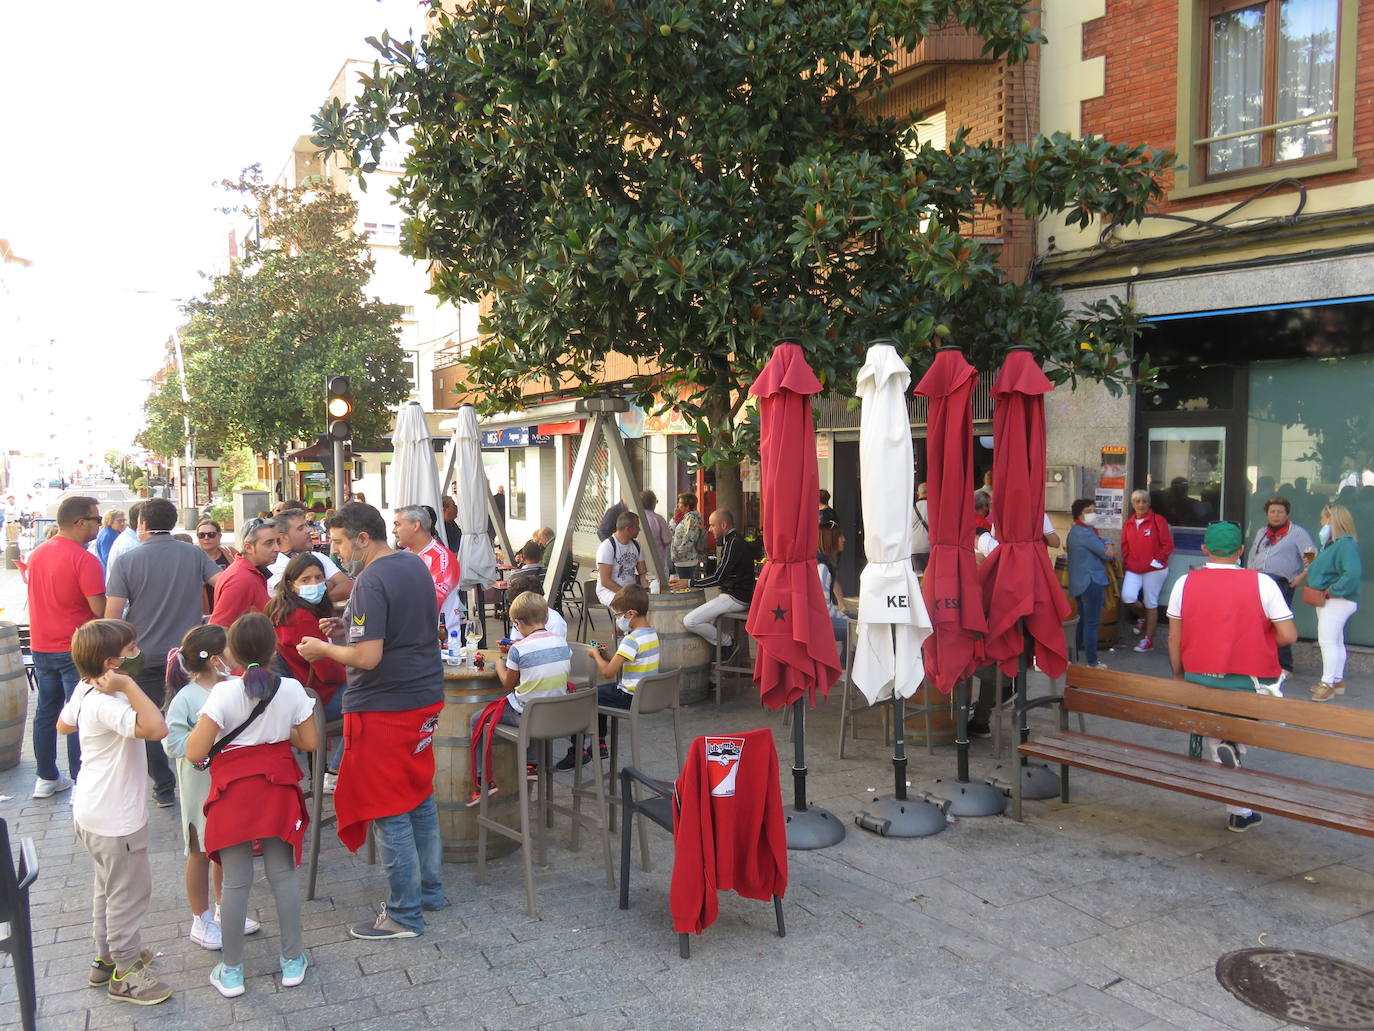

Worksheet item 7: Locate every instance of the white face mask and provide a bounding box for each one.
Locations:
[1319,524,1332,544]
[212,658,234,680]
[615,613,632,633]
[1080,512,1097,526]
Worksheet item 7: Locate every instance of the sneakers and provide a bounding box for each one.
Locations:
[108,958,173,1005]
[1215,741,1240,769]
[349,909,419,940]
[1089,662,1110,670]
[190,909,222,950]
[526,763,540,782]
[1133,637,1155,653]
[213,904,261,935]
[554,746,592,771]
[1311,683,1338,702]
[466,782,499,807]
[210,961,245,998]
[89,950,153,988]
[32,774,74,799]
[323,771,338,794]
[1132,618,1145,635]
[966,717,992,739]
[1228,811,1263,833]
[153,791,177,808]
[280,952,309,988]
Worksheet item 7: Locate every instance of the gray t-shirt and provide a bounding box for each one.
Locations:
[107,534,221,664]
[341,550,444,714]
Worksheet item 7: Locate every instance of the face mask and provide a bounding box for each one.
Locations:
[1080,512,1097,526]
[116,651,146,679]
[1319,524,1332,544]
[296,582,328,604]
[615,613,632,633]
[212,658,234,680]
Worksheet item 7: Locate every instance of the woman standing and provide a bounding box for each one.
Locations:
[1066,499,1114,669]
[1120,489,1173,653]
[196,520,238,613]
[94,509,126,570]
[669,492,707,580]
[1293,503,1361,702]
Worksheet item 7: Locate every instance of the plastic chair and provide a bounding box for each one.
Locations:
[17,625,35,690]
[576,579,602,639]
[476,688,615,917]
[599,669,683,869]
[0,817,38,1031]
[552,560,582,621]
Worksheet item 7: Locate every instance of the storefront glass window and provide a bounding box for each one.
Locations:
[1247,355,1374,646]
[508,448,527,520]
[1146,426,1227,527]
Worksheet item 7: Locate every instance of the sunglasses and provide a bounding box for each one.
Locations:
[197,531,219,539]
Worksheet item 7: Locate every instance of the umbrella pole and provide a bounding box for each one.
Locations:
[942,675,1006,817]
[1014,627,1060,800]
[784,699,845,850]
[891,693,907,801]
[854,673,948,838]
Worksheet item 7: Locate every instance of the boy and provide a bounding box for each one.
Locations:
[57,619,173,1006]
[591,584,660,736]
[468,592,572,805]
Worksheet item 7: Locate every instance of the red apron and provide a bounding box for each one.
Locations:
[335,702,443,852]
[203,740,309,865]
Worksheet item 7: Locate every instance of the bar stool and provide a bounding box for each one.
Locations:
[713,613,753,704]
[836,619,905,757]
[301,688,345,901]
[599,668,683,870]
[475,689,615,917]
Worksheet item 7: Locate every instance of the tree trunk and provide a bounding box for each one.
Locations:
[714,462,744,526]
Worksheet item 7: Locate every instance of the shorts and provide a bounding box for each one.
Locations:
[1121,568,1168,608]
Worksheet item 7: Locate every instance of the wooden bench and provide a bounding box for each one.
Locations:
[1012,664,1374,835]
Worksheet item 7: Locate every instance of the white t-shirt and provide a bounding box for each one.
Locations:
[979,514,1055,557]
[1166,563,1294,622]
[267,550,343,592]
[200,675,316,749]
[509,606,568,642]
[61,682,147,837]
[595,536,642,589]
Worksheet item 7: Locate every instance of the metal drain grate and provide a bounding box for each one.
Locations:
[1216,948,1374,1030]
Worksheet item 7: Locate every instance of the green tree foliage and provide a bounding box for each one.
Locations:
[313,0,1174,504]
[138,171,412,491]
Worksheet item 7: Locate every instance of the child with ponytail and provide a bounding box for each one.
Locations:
[186,613,318,998]
[163,623,263,951]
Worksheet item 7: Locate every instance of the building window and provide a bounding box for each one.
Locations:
[508,448,528,520]
[363,222,399,246]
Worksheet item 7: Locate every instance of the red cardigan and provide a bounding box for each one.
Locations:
[274,607,347,705]
[1120,511,1174,574]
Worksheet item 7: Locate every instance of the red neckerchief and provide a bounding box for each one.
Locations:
[1263,521,1291,547]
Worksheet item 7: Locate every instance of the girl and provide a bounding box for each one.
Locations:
[1294,503,1363,701]
[186,613,318,998]
[163,624,262,950]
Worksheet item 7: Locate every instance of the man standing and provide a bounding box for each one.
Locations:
[595,512,647,606]
[596,497,627,542]
[1244,495,1315,674]
[105,500,143,578]
[104,498,222,806]
[209,518,280,627]
[440,496,461,553]
[267,509,352,602]
[670,508,756,657]
[1167,521,1296,833]
[27,495,105,797]
[296,503,445,939]
[393,505,462,625]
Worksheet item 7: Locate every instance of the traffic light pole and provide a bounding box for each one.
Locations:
[332,438,345,510]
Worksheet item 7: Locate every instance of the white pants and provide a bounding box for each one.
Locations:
[1202,737,1252,817]
[682,593,748,646]
[1121,568,1168,608]
[1317,597,1358,685]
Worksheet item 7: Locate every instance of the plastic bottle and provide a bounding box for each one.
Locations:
[447,629,461,665]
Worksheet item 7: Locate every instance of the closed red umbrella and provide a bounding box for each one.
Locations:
[978,347,1071,677]
[914,346,987,695]
[746,342,842,711]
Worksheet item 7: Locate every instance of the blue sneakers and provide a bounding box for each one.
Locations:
[210,962,245,998]
[280,953,309,988]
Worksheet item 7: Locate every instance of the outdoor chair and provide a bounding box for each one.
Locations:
[599,668,684,868]
[551,560,582,622]
[713,613,753,704]
[476,688,615,917]
[837,617,915,758]
[991,617,1085,759]
[576,578,602,639]
[0,817,39,1031]
[16,624,35,691]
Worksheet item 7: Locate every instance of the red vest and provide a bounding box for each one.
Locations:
[1179,567,1280,678]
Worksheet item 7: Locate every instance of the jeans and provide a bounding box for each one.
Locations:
[1074,582,1105,666]
[321,690,345,771]
[1262,574,1296,671]
[371,794,445,931]
[32,650,81,782]
[829,613,849,664]
[134,662,177,800]
[597,681,633,738]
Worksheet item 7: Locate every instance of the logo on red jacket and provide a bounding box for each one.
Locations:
[704,736,745,797]
[414,714,439,755]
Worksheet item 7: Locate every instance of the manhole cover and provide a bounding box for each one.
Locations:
[1217,948,1374,1030]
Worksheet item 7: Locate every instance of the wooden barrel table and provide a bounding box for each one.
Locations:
[649,589,714,705]
[434,654,521,862]
[0,624,28,771]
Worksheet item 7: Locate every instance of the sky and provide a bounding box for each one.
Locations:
[0,0,427,454]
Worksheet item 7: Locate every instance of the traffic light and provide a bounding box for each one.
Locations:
[326,375,352,440]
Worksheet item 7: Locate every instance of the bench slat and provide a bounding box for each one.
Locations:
[1062,688,1374,771]
[1065,664,1374,738]
[1021,735,1374,836]
[1024,732,1374,823]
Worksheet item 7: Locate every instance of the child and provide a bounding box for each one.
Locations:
[591,584,660,734]
[57,619,173,1006]
[185,613,317,999]
[468,591,572,805]
[163,623,263,950]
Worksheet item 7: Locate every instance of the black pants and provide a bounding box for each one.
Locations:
[134,661,177,799]
[1263,574,1295,672]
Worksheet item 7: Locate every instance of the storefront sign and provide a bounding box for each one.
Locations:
[481,426,553,448]
[1096,446,1126,529]
[816,434,831,460]
[642,407,693,435]
[535,420,583,436]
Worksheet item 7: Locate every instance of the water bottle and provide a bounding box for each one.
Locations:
[447,629,461,666]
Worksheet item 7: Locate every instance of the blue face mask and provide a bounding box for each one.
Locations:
[296,582,328,604]
[615,613,632,633]
[1319,524,1332,545]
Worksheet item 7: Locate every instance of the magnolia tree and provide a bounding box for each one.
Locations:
[313,0,1173,514]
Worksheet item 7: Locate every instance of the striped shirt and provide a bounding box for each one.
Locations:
[504,629,572,712]
[615,626,660,694]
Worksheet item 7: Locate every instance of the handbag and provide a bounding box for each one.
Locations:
[1302,585,1328,607]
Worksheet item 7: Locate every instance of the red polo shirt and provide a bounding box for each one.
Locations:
[27,535,105,652]
[208,554,269,628]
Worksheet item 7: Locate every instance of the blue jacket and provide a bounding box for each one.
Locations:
[1066,523,1110,596]
[94,525,119,569]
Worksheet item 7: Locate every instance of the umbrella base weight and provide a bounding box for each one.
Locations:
[994,762,1061,800]
[785,806,846,850]
[855,797,947,838]
[940,780,1006,818]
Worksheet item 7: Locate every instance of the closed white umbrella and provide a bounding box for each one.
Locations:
[390,401,443,523]
[450,405,498,590]
[853,342,932,704]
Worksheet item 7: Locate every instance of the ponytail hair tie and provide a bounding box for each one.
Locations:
[245,662,261,670]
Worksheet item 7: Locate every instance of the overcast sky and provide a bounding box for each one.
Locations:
[1,0,426,451]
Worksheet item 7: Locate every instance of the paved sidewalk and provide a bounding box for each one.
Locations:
[2,576,1372,1029]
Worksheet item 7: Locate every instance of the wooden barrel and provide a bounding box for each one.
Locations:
[0,624,29,771]
[433,656,521,863]
[1056,558,1119,646]
[648,589,714,705]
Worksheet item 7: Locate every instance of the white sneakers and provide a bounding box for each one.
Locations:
[322,772,338,795]
[190,910,223,950]
[32,775,74,799]
[215,904,261,936]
